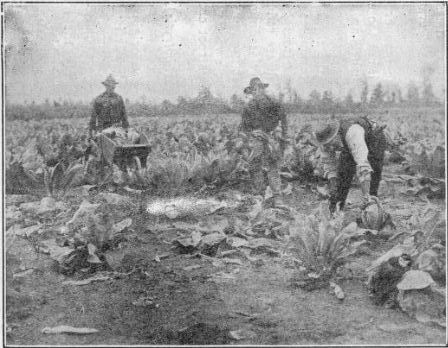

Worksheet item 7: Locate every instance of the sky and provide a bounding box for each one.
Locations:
[4,3,446,104]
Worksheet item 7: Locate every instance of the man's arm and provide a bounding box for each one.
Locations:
[119,97,129,129]
[239,107,251,133]
[279,105,288,140]
[278,105,288,152]
[89,99,98,135]
[345,124,373,199]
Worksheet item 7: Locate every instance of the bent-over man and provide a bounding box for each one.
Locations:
[311,116,387,213]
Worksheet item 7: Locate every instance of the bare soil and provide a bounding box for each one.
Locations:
[5,176,446,345]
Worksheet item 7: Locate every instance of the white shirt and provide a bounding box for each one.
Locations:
[320,124,373,182]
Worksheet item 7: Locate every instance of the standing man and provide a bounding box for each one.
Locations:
[89,74,129,137]
[87,75,130,184]
[239,77,288,208]
[311,116,387,213]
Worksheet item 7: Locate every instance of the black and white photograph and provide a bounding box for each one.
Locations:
[2,2,447,346]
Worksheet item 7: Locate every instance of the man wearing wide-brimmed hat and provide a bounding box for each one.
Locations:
[89,75,129,137]
[311,116,387,213]
[239,77,288,208]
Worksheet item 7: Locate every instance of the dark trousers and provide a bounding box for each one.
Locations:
[329,148,385,213]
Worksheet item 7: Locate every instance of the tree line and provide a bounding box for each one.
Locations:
[6,80,443,121]
[276,79,441,114]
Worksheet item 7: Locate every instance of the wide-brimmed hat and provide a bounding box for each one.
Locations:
[244,77,269,94]
[102,74,118,87]
[311,120,340,146]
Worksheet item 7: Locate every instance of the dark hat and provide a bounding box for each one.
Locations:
[244,77,269,94]
[311,120,340,146]
[102,74,118,87]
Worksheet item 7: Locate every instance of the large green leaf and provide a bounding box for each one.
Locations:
[60,163,85,194]
[50,161,65,194]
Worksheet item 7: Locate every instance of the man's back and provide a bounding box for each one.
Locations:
[241,95,285,134]
[93,91,123,113]
[90,91,128,131]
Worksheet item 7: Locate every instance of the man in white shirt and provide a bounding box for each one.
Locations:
[311,116,387,213]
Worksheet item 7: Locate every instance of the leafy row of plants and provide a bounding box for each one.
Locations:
[5,109,445,197]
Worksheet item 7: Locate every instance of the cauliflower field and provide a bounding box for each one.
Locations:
[4,107,446,345]
[6,107,445,194]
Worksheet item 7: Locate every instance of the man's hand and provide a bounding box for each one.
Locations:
[361,194,375,210]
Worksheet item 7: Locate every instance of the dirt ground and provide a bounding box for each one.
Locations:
[5,173,447,345]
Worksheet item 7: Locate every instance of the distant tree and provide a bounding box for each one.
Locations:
[397,88,404,104]
[421,64,436,105]
[285,79,294,103]
[139,95,147,105]
[309,90,321,104]
[160,99,175,114]
[193,86,218,113]
[406,82,420,104]
[390,91,396,104]
[322,90,333,101]
[383,91,392,105]
[422,82,436,105]
[321,90,334,113]
[344,93,354,111]
[177,96,187,106]
[174,96,188,114]
[292,89,301,105]
[302,89,321,114]
[197,86,213,105]
[278,92,285,103]
[291,89,303,112]
[370,83,385,107]
[360,80,369,106]
[328,97,339,114]
[307,90,321,113]
[230,94,245,113]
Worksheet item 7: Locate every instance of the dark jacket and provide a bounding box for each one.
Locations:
[240,95,287,139]
[89,91,129,131]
